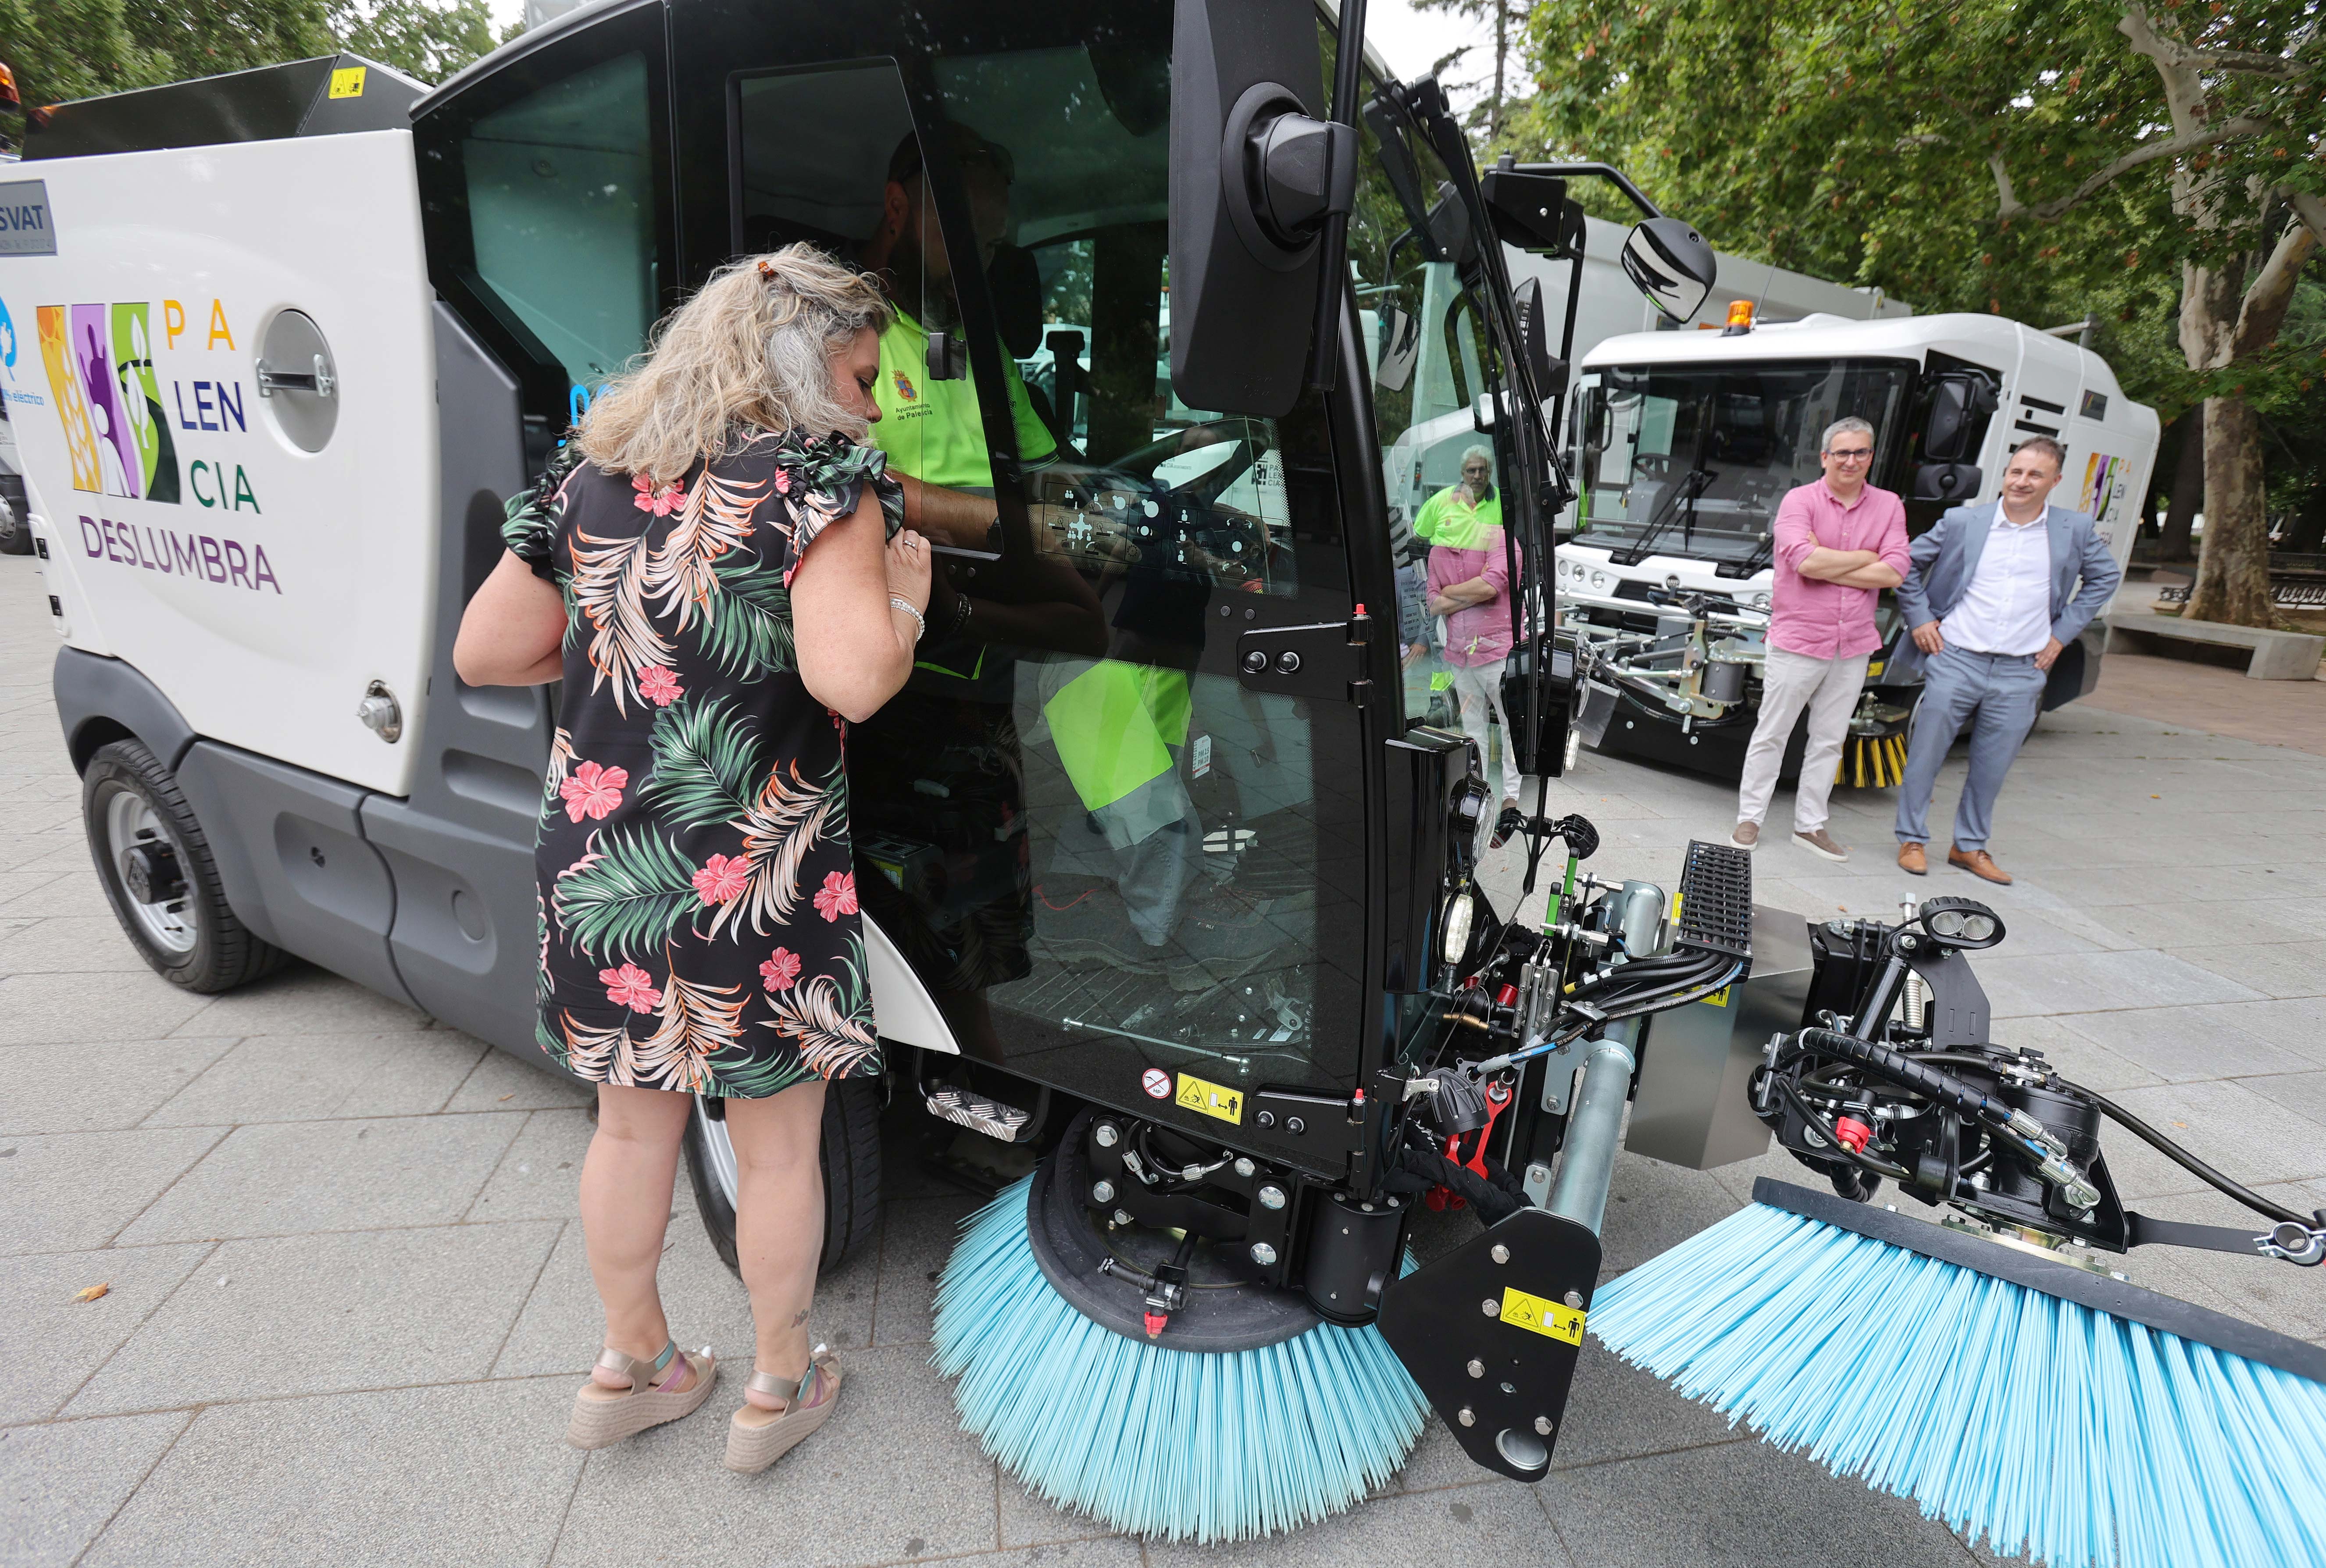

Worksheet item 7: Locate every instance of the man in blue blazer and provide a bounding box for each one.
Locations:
[1892,436,2121,883]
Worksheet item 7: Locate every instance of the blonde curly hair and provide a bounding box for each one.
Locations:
[576,244,893,483]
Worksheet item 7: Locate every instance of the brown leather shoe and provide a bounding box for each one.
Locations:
[1948,846,2012,885]
[1897,842,1926,876]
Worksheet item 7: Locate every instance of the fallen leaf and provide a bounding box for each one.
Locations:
[74,1283,111,1303]
[499,1093,515,1102]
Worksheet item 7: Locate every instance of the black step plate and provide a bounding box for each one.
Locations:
[1376,1207,1603,1479]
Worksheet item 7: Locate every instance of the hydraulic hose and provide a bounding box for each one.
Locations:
[2073,1084,2309,1228]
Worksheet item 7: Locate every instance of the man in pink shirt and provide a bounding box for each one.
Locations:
[1732,416,1908,861]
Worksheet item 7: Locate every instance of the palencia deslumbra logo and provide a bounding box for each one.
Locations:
[38,303,182,504]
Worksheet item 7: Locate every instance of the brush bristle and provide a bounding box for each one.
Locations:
[931,1176,1428,1543]
[1589,1201,2326,1568]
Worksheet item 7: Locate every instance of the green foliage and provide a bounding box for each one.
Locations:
[553,824,700,966]
[0,0,501,108]
[640,695,761,829]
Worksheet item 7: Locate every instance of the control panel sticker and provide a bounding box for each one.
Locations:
[1499,1287,1585,1345]
[329,66,368,99]
[1176,1073,1244,1125]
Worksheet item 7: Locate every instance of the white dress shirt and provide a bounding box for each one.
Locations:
[1942,504,2053,656]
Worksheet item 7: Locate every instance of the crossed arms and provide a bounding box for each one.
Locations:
[1795,546,1903,590]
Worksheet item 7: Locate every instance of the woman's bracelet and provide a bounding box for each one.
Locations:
[890,596,926,642]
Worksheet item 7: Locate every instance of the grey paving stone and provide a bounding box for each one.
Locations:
[2173,941,2326,1001]
[1596,1150,1744,1278]
[999,1468,1131,1549]
[0,1411,190,1568]
[142,1030,488,1126]
[0,872,115,921]
[1977,948,2267,1019]
[2055,1005,2312,1084]
[2203,997,2326,1065]
[0,967,211,1045]
[872,1192,979,1346]
[0,1126,225,1256]
[117,1112,524,1244]
[2083,898,2326,951]
[1146,1477,1564,1568]
[1535,1436,1983,1567]
[2239,1070,2326,1132]
[464,1108,594,1223]
[551,1341,998,1567]
[2103,1079,2326,1190]
[171,963,432,1038]
[66,1222,559,1415]
[442,1044,593,1112]
[0,1037,236,1135]
[78,1377,582,1568]
[0,914,147,973]
[0,1243,211,1423]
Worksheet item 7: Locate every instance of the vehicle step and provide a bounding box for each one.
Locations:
[924,1086,1038,1144]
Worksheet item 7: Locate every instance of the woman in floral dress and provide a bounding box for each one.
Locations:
[455,246,930,1470]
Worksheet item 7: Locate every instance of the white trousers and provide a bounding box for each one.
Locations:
[1736,647,1868,834]
[1448,658,1523,800]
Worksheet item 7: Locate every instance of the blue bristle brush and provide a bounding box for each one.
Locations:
[931,1175,1428,1543]
[1590,1178,2326,1568]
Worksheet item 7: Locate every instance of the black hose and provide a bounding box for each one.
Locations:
[2073,1085,2308,1228]
[1777,1078,1913,1185]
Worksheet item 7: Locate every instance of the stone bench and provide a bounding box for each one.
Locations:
[2106,609,2326,680]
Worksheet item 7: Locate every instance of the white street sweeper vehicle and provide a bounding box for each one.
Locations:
[11,1,2321,1555]
[1559,308,2158,786]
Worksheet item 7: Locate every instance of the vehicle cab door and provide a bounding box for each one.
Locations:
[670,0,1384,1176]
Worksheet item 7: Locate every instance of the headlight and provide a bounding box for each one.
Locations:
[1440,892,1475,965]
[1590,570,1610,591]
[1961,912,1997,942]
[1749,592,1771,610]
[1929,909,1964,937]
[1563,723,1581,772]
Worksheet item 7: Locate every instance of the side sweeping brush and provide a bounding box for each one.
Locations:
[932,1174,1428,1543]
[1589,1179,2326,1568]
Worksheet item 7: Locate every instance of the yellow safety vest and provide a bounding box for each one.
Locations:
[869,306,1056,490]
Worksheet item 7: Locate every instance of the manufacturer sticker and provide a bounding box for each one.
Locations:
[329,66,367,99]
[1175,1072,1243,1125]
[0,180,55,257]
[1499,1287,1585,1345]
[1141,1068,1171,1100]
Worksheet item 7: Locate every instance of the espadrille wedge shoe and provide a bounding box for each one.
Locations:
[566,1340,717,1450]
[724,1345,840,1473]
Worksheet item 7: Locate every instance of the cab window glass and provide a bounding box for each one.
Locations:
[461,53,659,407]
[732,61,970,491]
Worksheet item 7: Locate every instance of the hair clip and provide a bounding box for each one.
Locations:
[756,259,776,281]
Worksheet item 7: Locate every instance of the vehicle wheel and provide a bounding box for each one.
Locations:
[82,738,285,991]
[685,1075,884,1276]
[0,502,30,556]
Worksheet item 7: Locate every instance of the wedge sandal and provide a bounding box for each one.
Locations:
[724,1344,841,1473]
[566,1340,717,1450]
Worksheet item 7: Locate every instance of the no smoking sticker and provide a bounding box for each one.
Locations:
[1142,1068,1171,1099]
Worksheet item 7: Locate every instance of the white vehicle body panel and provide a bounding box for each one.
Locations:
[5,130,439,797]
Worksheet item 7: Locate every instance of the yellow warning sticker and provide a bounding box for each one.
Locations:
[1175,1073,1244,1125]
[329,66,367,99]
[1499,1287,1586,1345]
[1867,659,1886,678]
[1699,985,1732,1008]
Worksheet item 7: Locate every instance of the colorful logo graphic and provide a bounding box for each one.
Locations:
[2078,452,2119,521]
[0,295,16,374]
[892,369,919,403]
[37,302,180,502]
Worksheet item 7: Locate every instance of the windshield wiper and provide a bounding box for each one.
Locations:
[1719,533,1777,579]
[1609,467,1712,567]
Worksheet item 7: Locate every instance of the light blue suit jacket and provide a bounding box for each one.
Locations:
[1890,502,2121,681]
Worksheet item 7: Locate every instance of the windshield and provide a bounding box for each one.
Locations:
[1573,359,1913,567]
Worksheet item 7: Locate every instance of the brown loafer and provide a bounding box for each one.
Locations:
[1948,846,2012,885]
[1897,842,1926,876]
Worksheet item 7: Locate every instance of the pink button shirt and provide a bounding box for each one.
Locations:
[1427,531,1514,666]
[1768,480,1909,659]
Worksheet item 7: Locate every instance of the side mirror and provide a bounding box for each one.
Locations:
[1479,167,1570,253]
[1170,0,1353,417]
[1621,217,1716,323]
[1921,372,1996,463]
[1512,278,1567,399]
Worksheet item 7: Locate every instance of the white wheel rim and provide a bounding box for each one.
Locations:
[105,791,197,955]
[696,1097,740,1212]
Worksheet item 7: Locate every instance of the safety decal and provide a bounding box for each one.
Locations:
[1175,1073,1243,1125]
[1699,986,1732,1008]
[1498,1287,1585,1345]
[329,66,367,99]
[1141,1068,1171,1100]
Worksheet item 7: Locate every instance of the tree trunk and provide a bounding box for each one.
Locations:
[2183,394,2278,627]
[2158,412,2204,560]
[1490,1,1508,142]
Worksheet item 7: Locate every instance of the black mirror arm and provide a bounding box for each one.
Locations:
[1509,162,1663,221]
[1302,0,1371,392]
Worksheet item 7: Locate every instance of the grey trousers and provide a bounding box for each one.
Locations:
[1894,647,2047,850]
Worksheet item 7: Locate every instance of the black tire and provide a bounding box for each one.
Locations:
[0,500,30,556]
[684,1075,884,1275]
[82,738,285,992]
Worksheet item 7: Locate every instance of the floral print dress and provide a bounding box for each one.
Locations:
[502,428,904,1098]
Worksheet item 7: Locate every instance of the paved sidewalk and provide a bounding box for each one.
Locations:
[4,548,2323,1568]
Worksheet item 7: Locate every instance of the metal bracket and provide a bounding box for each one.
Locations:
[1234,612,1373,705]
